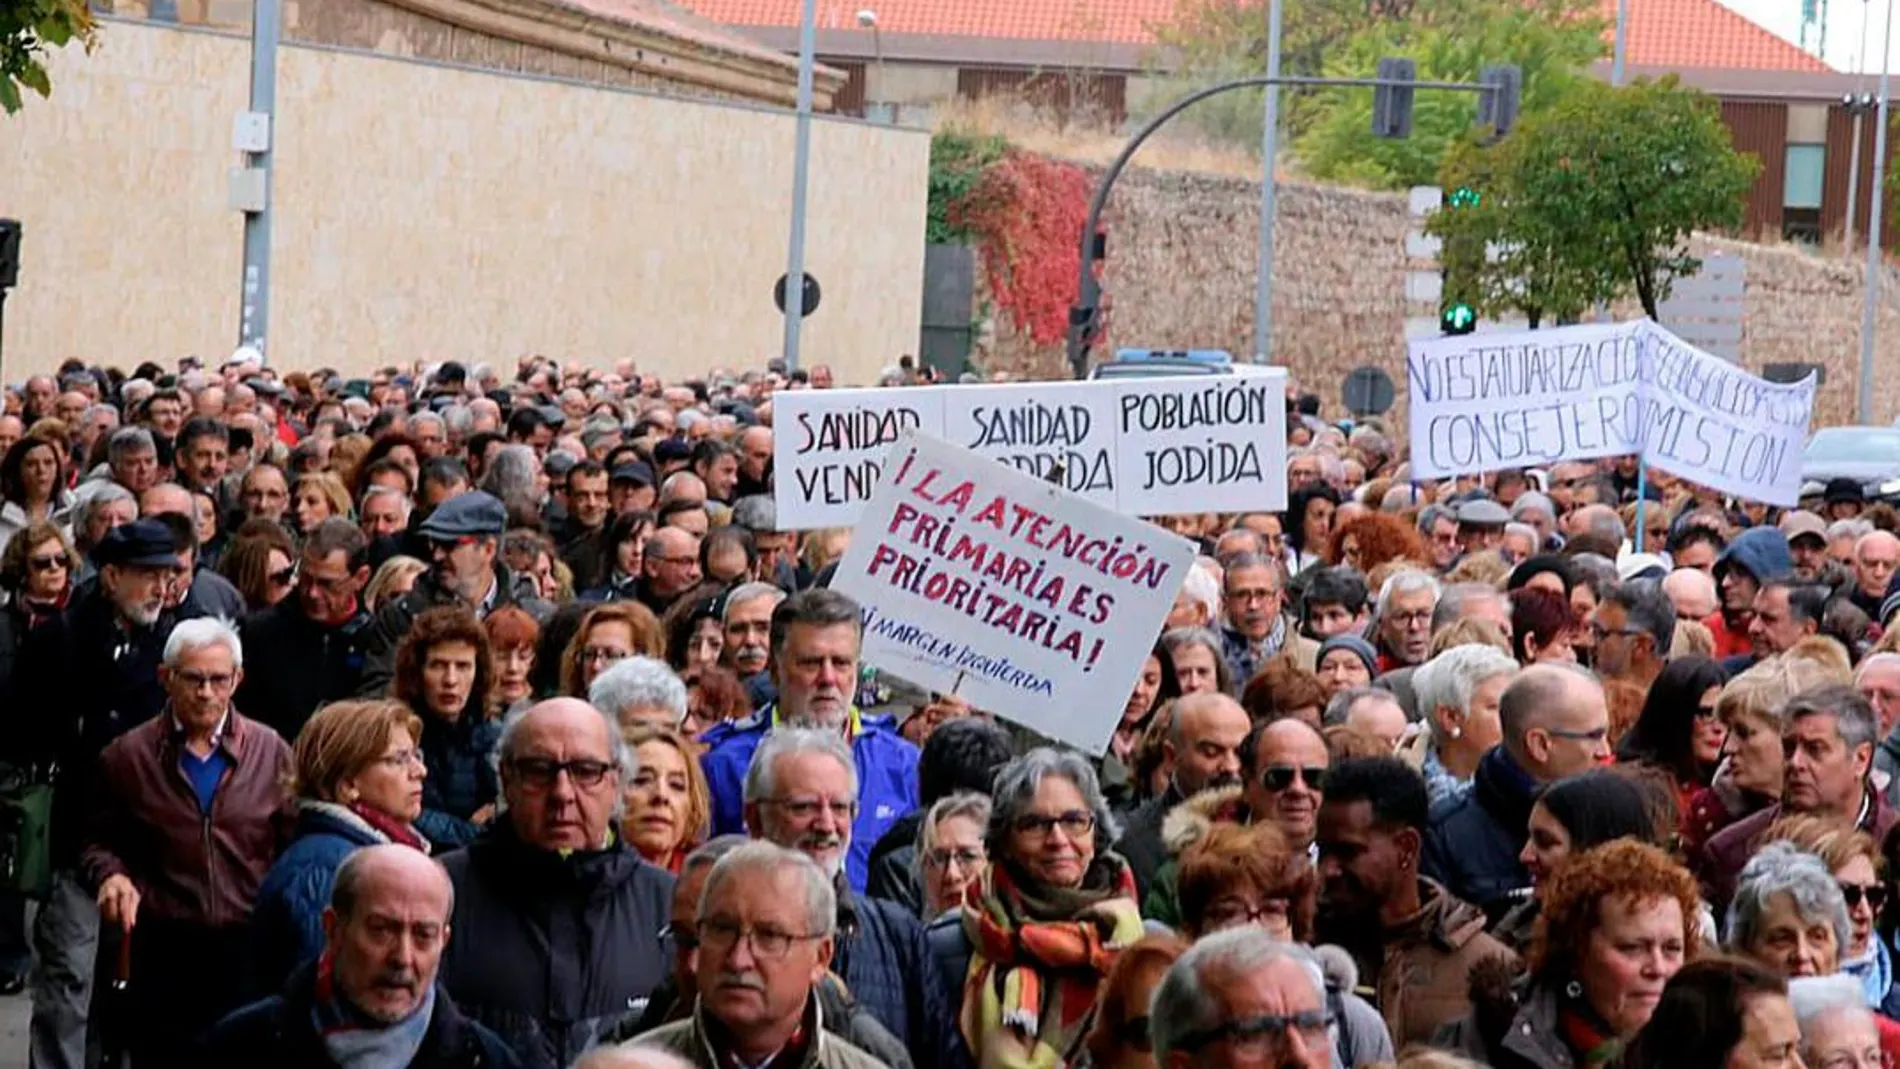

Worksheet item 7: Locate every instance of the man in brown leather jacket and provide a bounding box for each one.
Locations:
[80,615,292,1065]
[1315,756,1518,1050]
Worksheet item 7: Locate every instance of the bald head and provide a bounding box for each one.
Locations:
[498,697,626,851]
[1856,531,1900,601]
[1662,567,1718,620]
[331,843,452,922]
[137,482,195,522]
[1499,663,1609,781]
[1858,652,1900,735]
[324,845,453,1024]
[1169,692,1251,795]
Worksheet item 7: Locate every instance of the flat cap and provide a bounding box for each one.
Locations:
[1455,499,1511,527]
[93,518,179,569]
[610,461,655,487]
[418,491,506,540]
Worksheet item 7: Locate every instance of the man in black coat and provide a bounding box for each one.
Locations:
[1112,692,1252,900]
[200,845,519,1068]
[436,698,673,1069]
[235,518,374,740]
[1421,664,1611,922]
[13,520,183,1069]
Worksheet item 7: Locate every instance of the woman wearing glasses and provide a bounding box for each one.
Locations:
[392,606,500,848]
[930,748,1143,1069]
[1441,839,1699,1069]
[1616,656,1730,818]
[250,698,429,991]
[916,792,989,919]
[216,518,298,613]
[558,600,664,698]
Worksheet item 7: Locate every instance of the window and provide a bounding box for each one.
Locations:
[1783,142,1825,243]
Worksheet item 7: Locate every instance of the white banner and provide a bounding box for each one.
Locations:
[774,369,1290,528]
[1406,320,1815,506]
[830,429,1197,755]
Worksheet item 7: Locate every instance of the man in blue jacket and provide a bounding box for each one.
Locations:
[700,588,918,892]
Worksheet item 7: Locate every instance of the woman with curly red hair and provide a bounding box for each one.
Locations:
[1441,839,1701,1068]
[391,605,498,847]
[1328,512,1428,576]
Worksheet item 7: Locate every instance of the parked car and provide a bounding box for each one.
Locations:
[1088,348,1234,379]
[1802,425,1900,500]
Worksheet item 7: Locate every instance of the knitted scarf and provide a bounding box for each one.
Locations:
[959,857,1144,1069]
[311,950,436,1069]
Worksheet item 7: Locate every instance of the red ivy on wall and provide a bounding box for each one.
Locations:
[947,150,1098,348]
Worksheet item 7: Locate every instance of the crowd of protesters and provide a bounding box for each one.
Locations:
[3,348,1900,1069]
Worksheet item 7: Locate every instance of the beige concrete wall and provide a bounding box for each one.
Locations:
[874,62,957,106]
[0,20,928,385]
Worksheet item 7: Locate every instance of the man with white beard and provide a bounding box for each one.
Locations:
[744,729,967,1069]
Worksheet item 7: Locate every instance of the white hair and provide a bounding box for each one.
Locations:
[702,840,837,940]
[1151,931,1324,1061]
[743,727,857,806]
[1413,644,1519,742]
[163,616,243,669]
[1828,519,1875,543]
[1180,559,1221,625]
[1375,568,1441,618]
[588,656,688,727]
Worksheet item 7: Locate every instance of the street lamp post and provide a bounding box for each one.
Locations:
[1859,0,1894,423]
[781,0,818,373]
[856,9,885,116]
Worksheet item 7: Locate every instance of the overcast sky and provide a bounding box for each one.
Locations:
[1717,0,1892,73]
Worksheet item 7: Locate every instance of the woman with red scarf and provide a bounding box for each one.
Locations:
[249,698,430,995]
[0,521,74,698]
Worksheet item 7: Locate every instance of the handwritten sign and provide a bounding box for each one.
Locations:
[776,388,947,530]
[831,430,1196,754]
[774,368,1291,528]
[1407,320,1814,506]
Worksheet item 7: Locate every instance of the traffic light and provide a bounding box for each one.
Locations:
[1440,301,1478,335]
[1440,185,1481,336]
[1446,186,1481,209]
[1478,65,1522,139]
[1372,57,1416,139]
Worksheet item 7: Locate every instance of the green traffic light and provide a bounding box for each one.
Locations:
[1441,303,1477,334]
[1448,187,1481,209]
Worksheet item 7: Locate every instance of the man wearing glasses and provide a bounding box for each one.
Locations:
[1422,663,1610,924]
[743,729,966,1069]
[611,842,891,1069]
[438,697,674,1069]
[1589,579,1678,690]
[14,519,187,1069]
[236,519,374,739]
[1150,928,1333,1069]
[80,617,293,1064]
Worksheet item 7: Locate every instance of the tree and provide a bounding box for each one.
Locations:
[0,0,96,113]
[1292,0,1606,189]
[1428,76,1761,324]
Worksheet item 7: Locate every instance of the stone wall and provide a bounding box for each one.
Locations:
[980,165,1900,429]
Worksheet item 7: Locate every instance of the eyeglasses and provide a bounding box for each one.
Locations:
[1013,810,1095,839]
[695,918,823,961]
[1389,609,1431,628]
[579,646,630,666]
[658,922,699,952]
[1589,623,1643,642]
[370,748,424,771]
[27,554,65,573]
[301,570,357,593]
[507,757,616,789]
[653,555,698,566]
[1175,1010,1334,1055]
[762,797,857,823]
[1546,726,1609,744]
[173,669,236,691]
[269,563,298,587]
[1203,897,1291,930]
[1840,881,1889,911]
[1260,765,1327,792]
[924,847,986,871]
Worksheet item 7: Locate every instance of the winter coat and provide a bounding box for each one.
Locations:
[1140,784,1254,929]
[834,889,971,1069]
[1420,746,1541,923]
[436,822,674,1069]
[234,596,374,740]
[251,801,427,991]
[1715,527,1794,587]
[199,962,521,1069]
[416,712,501,848]
[599,971,914,1069]
[1318,878,1518,1050]
[863,809,925,917]
[625,999,894,1069]
[1112,780,1185,902]
[358,563,551,696]
[1435,967,1578,1069]
[699,707,918,892]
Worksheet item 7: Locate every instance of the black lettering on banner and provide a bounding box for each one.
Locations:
[1117,382,1274,433]
[793,405,923,454]
[968,403,1094,449]
[988,449,1115,493]
[1142,441,1264,489]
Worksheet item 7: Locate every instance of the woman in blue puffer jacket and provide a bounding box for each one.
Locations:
[251,697,429,992]
[391,606,503,847]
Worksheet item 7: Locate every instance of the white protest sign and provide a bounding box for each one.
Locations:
[940,380,1120,504]
[1114,372,1290,515]
[830,429,1196,755]
[1406,320,1815,506]
[774,388,947,530]
[773,368,1291,528]
[1633,321,1815,506]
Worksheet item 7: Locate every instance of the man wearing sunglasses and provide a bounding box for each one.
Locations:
[1422,663,1609,924]
[360,490,550,695]
[437,697,673,1069]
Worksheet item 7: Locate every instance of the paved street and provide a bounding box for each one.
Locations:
[0,993,26,1069]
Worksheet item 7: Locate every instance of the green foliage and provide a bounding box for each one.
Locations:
[1428,76,1761,323]
[927,130,1008,245]
[1293,0,1606,189]
[0,0,95,113]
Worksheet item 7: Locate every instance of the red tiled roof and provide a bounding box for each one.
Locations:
[680,0,1830,74]
[1622,0,1830,72]
[682,0,1180,43]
